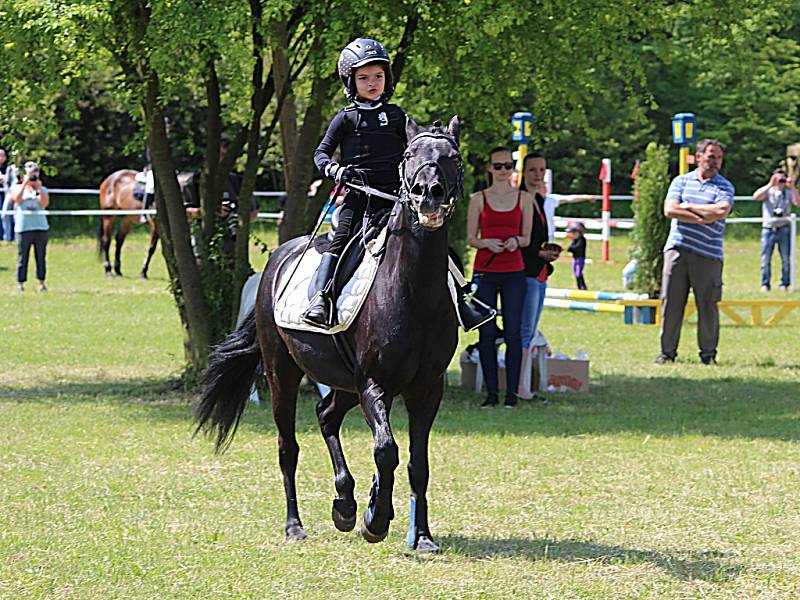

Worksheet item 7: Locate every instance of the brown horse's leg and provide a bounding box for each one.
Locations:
[141,219,159,279]
[264,340,306,540]
[403,376,444,553]
[359,379,398,543]
[114,218,133,277]
[316,390,360,532]
[100,216,114,277]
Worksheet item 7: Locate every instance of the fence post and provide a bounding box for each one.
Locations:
[600,158,611,262]
[791,213,797,292]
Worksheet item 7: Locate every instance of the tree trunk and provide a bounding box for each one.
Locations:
[144,73,212,375]
[275,32,338,242]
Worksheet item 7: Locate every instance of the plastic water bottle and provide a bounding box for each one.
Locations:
[576,350,588,361]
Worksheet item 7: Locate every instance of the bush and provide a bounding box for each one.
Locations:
[630,142,671,297]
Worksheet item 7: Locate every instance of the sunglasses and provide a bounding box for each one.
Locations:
[492,161,515,170]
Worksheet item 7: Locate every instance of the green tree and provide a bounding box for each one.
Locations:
[630,142,671,297]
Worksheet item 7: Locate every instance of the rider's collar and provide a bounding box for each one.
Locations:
[352,99,384,111]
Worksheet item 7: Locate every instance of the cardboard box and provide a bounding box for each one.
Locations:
[533,357,589,392]
[459,349,508,392]
[460,350,589,393]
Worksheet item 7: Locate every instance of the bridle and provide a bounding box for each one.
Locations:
[398,129,464,223]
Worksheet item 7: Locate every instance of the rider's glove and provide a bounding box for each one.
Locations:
[324,162,354,184]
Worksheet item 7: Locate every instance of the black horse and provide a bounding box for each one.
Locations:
[195,117,463,553]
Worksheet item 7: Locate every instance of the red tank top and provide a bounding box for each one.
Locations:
[473,190,524,273]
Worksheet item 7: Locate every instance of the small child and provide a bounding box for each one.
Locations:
[304,38,407,326]
[567,222,587,290]
[303,37,492,330]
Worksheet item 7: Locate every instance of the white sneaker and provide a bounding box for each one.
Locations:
[779,285,790,292]
[760,285,770,292]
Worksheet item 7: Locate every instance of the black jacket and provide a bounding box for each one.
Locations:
[314,103,407,190]
[520,192,554,278]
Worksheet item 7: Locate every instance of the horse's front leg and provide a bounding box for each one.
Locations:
[360,379,398,543]
[316,390,359,532]
[403,376,444,553]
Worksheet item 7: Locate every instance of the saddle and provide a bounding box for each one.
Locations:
[274,209,392,334]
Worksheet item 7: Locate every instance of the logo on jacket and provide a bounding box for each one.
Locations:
[378,112,388,127]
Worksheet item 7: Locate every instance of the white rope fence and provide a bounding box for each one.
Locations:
[3,188,795,290]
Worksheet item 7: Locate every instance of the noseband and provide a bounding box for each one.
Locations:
[399,130,464,223]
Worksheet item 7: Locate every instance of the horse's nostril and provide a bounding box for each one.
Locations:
[411,184,425,196]
[429,183,445,199]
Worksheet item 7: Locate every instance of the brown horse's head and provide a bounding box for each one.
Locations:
[400,116,462,231]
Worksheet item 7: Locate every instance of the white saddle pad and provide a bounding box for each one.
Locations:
[273,228,388,334]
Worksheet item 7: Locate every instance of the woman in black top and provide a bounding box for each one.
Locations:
[518,153,560,398]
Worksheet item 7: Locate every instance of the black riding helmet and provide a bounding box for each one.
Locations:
[338,38,394,102]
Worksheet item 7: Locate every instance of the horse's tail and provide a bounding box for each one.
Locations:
[194,309,262,453]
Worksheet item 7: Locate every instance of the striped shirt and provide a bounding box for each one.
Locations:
[663,170,734,260]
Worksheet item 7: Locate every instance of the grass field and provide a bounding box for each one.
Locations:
[1,230,800,599]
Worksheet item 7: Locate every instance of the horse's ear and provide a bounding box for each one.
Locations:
[406,116,421,141]
[447,116,461,145]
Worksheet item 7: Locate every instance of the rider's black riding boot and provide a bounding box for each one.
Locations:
[302,252,339,327]
[457,287,495,331]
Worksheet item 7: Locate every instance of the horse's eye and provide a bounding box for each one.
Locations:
[403,152,412,159]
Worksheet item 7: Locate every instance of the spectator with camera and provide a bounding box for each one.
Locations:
[10,161,49,292]
[753,168,799,291]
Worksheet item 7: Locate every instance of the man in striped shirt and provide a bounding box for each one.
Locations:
[656,139,734,365]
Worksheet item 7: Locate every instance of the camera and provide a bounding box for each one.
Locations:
[773,207,784,217]
[29,174,39,181]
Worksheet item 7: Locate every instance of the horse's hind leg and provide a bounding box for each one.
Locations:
[101,217,114,277]
[114,218,133,277]
[316,390,360,531]
[359,379,398,543]
[264,341,306,540]
[403,377,444,553]
[141,220,159,279]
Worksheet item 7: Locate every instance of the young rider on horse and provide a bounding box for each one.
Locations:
[304,38,492,330]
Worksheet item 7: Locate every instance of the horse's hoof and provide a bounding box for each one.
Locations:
[140,272,148,280]
[105,271,113,278]
[414,535,441,554]
[332,498,357,532]
[360,516,389,543]
[285,524,307,541]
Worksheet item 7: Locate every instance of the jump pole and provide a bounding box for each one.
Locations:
[599,158,612,262]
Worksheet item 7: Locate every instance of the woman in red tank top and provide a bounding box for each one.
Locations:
[466,147,533,408]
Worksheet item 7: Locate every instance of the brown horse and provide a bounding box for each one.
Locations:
[98,169,159,278]
[98,170,197,278]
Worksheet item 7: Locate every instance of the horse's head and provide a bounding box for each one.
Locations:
[400,116,463,231]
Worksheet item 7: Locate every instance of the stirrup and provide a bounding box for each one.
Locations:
[458,296,496,331]
[302,292,333,328]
